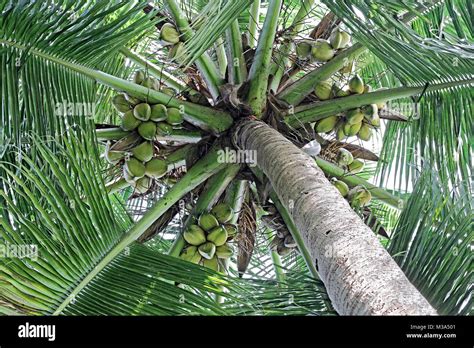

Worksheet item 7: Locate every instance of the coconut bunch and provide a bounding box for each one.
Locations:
[262,207,298,256]
[334,147,365,174]
[296,27,351,63]
[158,22,186,65]
[314,74,387,142]
[104,135,169,194]
[112,71,186,138]
[105,70,199,194]
[325,147,372,208]
[331,179,372,208]
[180,203,238,271]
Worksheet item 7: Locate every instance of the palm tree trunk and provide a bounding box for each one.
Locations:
[232,118,437,315]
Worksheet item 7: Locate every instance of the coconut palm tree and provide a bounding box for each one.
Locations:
[0,0,472,316]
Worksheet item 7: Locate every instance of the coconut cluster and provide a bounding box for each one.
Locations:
[331,178,372,208]
[261,206,298,256]
[180,203,237,271]
[268,224,297,256]
[159,22,186,64]
[329,148,372,207]
[105,70,194,194]
[296,28,351,62]
[314,74,386,142]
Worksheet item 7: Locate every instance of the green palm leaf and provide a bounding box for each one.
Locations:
[388,168,473,315]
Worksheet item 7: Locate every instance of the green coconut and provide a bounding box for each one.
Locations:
[348,185,372,207]
[121,110,141,131]
[334,85,351,97]
[277,243,292,256]
[198,213,219,231]
[133,103,151,121]
[198,242,216,260]
[314,81,333,100]
[315,115,338,133]
[296,40,312,59]
[183,225,207,246]
[311,39,335,62]
[202,256,219,271]
[346,108,365,125]
[123,166,137,184]
[362,104,378,120]
[112,94,131,113]
[329,28,351,49]
[131,142,154,162]
[223,224,238,238]
[347,159,364,174]
[166,108,184,125]
[105,148,125,165]
[125,158,146,179]
[160,23,180,45]
[336,127,347,141]
[331,179,349,197]
[358,123,373,141]
[336,148,354,166]
[180,245,201,264]
[156,122,173,136]
[348,74,365,94]
[211,203,233,224]
[168,42,186,64]
[206,226,228,247]
[370,114,381,128]
[284,234,297,248]
[133,70,146,85]
[133,176,151,194]
[141,76,154,89]
[145,158,167,179]
[375,87,388,109]
[161,87,176,96]
[124,94,141,106]
[216,244,234,259]
[343,121,362,136]
[150,104,168,122]
[138,121,157,140]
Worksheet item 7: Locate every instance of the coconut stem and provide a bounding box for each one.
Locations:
[246,0,283,117]
[96,127,130,140]
[95,127,203,143]
[215,37,228,79]
[105,178,129,194]
[285,78,474,127]
[248,0,261,48]
[225,19,247,84]
[0,39,233,134]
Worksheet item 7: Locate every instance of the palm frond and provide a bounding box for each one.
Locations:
[177,0,254,67]
[324,0,474,85]
[0,130,130,315]
[350,1,474,194]
[388,168,473,315]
